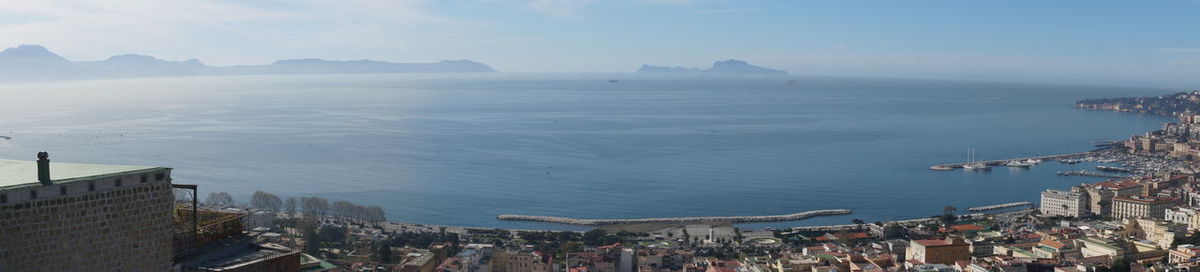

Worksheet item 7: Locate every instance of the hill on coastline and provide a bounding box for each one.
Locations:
[637,59,788,75]
[0,44,496,81]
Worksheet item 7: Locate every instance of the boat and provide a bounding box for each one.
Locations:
[963,148,991,171]
[1023,158,1042,164]
[964,163,991,171]
[1006,160,1033,168]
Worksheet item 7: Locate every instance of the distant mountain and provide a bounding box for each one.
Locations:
[0,45,82,80]
[637,65,702,73]
[78,54,209,77]
[219,58,496,75]
[0,44,497,81]
[635,59,787,75]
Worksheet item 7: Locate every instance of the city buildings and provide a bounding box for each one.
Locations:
[1084,179,1144,216]
[0,155,176,271]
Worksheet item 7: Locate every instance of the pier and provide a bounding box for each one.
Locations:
[1057,171,1125,179]
[967,202,1032,212]
[929,151,1093,171]
[497,209,852,226]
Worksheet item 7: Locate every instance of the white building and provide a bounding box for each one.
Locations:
[1166,207,1197,225]
[1041,189,1088,217]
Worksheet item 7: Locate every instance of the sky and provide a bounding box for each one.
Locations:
[1,0,1199,86]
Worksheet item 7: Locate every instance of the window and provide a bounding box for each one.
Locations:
[155,173,165,181]
[115,178,122,187]
[60,186,67,195]
[30,190,37,199]
[88,182,95,191]
[140,175,147,183]
[1,193,6,204]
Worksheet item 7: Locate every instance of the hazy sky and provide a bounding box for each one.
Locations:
[2,0,1199,85]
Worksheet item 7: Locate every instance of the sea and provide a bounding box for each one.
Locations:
[0,73,1177,230]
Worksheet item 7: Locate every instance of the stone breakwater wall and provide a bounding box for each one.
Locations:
[497,209,852,226]
[968,202,1032,212]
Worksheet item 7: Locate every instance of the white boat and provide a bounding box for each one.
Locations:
[964,162,991,171]
[963,148,992,171]
[1023,159,1042,164]
[1006,161,1033,168]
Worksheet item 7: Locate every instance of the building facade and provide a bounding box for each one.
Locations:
[1085,180,1144,216]
[1041,189,1089,217]
[0,156,175,271]
[1112,195,1179,219]
[906,238,970,266]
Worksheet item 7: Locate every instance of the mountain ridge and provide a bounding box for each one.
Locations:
[0,44,497,81]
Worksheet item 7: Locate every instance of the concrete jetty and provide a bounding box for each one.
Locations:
[967,202,1032,212]
[497,209,852,226]
[1058,171,1125,179]
[929,151,1093,171]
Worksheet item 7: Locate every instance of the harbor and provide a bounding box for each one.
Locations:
[497,209,853,226]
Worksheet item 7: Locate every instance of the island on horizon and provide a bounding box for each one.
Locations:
[637,59,789,75]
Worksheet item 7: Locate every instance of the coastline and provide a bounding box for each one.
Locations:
[496,209,853,226]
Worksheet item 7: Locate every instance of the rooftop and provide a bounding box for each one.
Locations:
[0,159,164,190]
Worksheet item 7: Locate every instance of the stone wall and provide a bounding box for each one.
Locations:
[0,170,175,272]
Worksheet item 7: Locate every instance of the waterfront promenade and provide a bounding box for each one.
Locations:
[497,209,853,226]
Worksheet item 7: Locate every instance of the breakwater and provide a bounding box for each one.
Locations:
[968,202,1032,212]
[929,151,1093,171]
[497,209,852,226]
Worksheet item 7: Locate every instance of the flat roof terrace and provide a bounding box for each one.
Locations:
[0,159,166,190]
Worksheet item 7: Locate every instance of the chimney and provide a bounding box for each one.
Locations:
[36,152,50,185]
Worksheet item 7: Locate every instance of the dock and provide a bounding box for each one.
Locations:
[929,151,1093,171]
[497,209,852,226]
[968,202,1032,212]
[1057,171,1125,179]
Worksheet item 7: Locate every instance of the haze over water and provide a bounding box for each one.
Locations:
[0,74,1174,229]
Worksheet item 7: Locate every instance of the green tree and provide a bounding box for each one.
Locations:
[943,205,957,216]
[377,244,393,263]
[304,230,323,255]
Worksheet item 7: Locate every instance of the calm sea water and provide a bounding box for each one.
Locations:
[0,74,1175,230]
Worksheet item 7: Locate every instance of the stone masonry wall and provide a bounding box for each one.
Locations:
[0,170,175,272]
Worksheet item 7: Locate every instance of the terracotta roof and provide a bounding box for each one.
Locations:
[1040,239,1066,249]
[1113,196,1178,203]
[1094,179,1142,189]
[950,224,985,232]
[913,239,952,247]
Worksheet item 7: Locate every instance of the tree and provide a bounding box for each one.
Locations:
[883,224,908,239]
[377,244,393,263]
[205,192,234,207]
[284,197,297,214]
[851,219,865,230]
[304,230,323,255]
[250,191,283,212]
[943,205,957,216]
